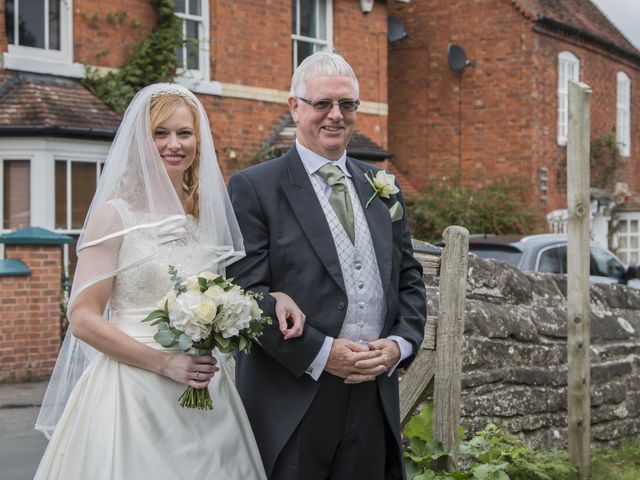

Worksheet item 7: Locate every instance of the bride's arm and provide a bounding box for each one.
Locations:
[269,292,306,340]
[71,279,218,389]
[69,204,217,388]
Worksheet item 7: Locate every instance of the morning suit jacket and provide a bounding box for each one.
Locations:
[227,146,427,477]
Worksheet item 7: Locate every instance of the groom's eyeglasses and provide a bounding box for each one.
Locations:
[297,97,360,113]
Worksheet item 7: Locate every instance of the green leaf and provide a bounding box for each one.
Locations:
[154,330,176,347]
[471,464,509,480]
[198,277,207,291]
[142,309,167,322]
[404,403,435,442]
[178,334,193,351]
[238,335,248,352]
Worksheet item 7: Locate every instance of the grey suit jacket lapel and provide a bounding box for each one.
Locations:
[281,148,347,294]
[346,159,393,294]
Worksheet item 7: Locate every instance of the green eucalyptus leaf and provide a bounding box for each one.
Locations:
[142,309,167,322]
[178,334,193,351]
[155,330,176,347]
[238,335,248,352]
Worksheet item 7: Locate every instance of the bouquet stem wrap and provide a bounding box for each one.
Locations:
[179,348,214,410]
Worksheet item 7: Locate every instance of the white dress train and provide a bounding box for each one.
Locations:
[34,203,266,480]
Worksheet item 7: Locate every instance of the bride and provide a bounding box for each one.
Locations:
[34,83,304,479]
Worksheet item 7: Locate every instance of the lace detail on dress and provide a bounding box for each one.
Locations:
[108,200,208,311]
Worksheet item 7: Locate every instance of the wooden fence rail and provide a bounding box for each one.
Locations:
[400,225,469,470]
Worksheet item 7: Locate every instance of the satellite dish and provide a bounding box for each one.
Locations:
[388,17,409,43]
[448,44,475,71]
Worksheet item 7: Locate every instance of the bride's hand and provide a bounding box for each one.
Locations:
[161,353,219,388]
[270,292,306,340]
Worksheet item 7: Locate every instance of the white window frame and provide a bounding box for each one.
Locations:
[3,0,84,78]
[54,158,104,269]
[616,71,631,157]
[291,0,333,68]
[615,214,640,266]
[175,0,208,79]
[0,137,110,270]
[557,51,580,146]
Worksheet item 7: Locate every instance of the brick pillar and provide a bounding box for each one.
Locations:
[0,228,70,383]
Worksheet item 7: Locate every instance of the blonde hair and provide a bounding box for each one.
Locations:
[149,94,201,218]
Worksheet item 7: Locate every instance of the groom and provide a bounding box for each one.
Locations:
[227,51,426,480]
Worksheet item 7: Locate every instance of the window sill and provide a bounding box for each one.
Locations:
[175,76,222,96]
[2,52,85,78]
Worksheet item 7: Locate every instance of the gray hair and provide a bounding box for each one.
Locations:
[290,51,360,98]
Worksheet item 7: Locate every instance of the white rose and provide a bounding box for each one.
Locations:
[374,170,399,198]
[199,271,220,281]
[195,299,217,325]
[250,298,262,317]
[204,285,225,299]
[186,275,201,292]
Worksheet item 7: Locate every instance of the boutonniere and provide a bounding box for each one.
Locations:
[364,170,399,207]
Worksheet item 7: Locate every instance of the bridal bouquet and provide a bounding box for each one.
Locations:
[143,265,270,409]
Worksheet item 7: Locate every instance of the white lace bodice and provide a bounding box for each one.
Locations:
[109,200,211,311]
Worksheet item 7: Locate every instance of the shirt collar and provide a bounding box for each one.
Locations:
[295,140,351,178]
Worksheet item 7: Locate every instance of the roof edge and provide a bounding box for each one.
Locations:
[0,125,116,140]
[536,14,640,64]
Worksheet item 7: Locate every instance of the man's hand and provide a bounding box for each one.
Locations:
[325,338,384,382]
[347,338,400,384]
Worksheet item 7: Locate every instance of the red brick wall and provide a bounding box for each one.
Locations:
[74,0,155,68]
[388,0,640,214]
[533,32,640,209]
[0,246,62,383]
[388,0,540,206]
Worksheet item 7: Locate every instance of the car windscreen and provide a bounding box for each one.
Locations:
[469,246,523,267]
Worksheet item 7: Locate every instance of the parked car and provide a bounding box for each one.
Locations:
[468,234,639,287]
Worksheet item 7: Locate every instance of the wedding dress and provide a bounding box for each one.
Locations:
[34,200,266,480]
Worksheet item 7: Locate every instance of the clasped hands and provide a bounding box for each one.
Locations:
[325,338,400,384]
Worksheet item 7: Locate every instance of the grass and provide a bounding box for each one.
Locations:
[591,436,640,480]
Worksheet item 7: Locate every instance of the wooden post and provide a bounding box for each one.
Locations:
[432,225,469,470]
[567,80,592,480]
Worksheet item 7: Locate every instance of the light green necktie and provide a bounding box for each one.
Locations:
[317,163,355,244]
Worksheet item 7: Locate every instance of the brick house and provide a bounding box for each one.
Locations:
[0,0,393,272]
[388,0,640,264]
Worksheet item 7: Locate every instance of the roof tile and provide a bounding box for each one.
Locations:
[0,72,121,137]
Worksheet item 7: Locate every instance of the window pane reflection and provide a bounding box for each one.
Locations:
[55,160,67,229]
[19,0,45,48]
[3,160,30,230]
[71,162,96,229]
[49,0,61,50]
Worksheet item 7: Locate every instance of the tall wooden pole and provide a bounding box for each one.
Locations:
[567,80,592,480]
[433,225,469,470]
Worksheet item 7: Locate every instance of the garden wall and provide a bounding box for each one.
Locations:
[422,251,640,448]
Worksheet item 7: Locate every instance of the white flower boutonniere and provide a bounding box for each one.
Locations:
[364,170,400,208]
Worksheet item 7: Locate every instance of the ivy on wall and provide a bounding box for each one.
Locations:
[83,0,182,113]
[590,131,623,191]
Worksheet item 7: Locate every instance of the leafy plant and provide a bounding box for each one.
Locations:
[409,178,544,243]
[403,404,578,480]
[60,269,71,339]
[83,0,182,113]
[590,130,623,191]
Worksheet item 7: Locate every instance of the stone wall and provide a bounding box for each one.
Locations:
[424,253,640,448]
